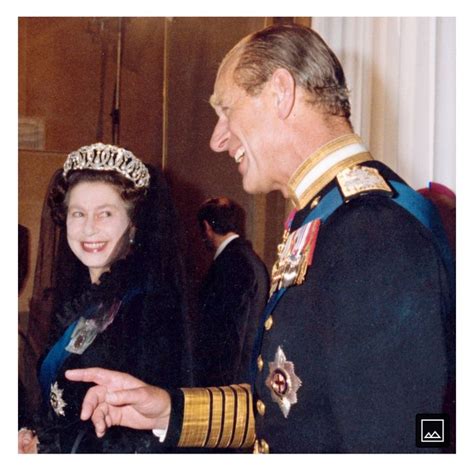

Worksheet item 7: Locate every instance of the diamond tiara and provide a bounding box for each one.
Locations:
[63,143,150,189]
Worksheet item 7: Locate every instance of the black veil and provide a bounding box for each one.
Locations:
[21,164,193,418]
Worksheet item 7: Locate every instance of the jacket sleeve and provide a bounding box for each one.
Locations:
[165,384,256,449]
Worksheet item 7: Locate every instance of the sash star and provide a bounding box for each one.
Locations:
[265,346,302,418]
[50,381,67,416]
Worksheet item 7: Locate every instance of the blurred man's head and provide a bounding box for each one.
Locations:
[197,197,246,251]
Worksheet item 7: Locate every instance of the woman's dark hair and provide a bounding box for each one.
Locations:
[48,169,147,226]
[46,165,187,298]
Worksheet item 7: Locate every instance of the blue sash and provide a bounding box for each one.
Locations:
[249,180,454,383]
[38,287,142,404]
[39,321,78,401]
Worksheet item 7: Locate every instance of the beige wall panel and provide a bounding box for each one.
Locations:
[164,17,270,293]
[19,150,66,312]
[19,17,116,151]
[118,17,165,165]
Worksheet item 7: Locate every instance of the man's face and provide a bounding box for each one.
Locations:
[209,64,280,195]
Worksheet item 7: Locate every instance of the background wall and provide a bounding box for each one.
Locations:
[19,17,310,317]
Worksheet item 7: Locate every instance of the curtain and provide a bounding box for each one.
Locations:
[312,17,455,191]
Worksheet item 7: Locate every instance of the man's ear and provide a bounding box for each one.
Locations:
[203,220,213,235]
[271,68,296,119]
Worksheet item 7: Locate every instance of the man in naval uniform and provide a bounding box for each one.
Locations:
[67,23,455,453]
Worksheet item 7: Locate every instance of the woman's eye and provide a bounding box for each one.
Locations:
[99,211,112,218]
[70,211,83,218]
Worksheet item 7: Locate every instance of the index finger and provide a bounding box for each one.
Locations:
[66,367,144,391]
[65,367,116,385]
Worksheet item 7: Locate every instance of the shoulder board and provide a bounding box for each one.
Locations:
[336,165,393,201]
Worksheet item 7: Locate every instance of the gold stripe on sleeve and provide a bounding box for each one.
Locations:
[177,387,211,447]
[217,386,237,448]
[228,384,249,448]
[205,387,224,448]
[241,384,256,448]
[177,384,256,449]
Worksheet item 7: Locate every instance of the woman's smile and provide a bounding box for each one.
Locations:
[81,241,108,253]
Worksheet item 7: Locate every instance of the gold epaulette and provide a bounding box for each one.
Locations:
[178,384,255,449]
[336,164,393,201]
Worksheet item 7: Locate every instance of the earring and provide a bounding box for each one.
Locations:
[129,237,135,245]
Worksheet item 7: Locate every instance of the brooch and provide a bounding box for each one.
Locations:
[50,381,67,416]
[65,317,99,355]
[265,346,302,418]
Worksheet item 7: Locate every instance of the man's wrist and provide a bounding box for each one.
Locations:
[150,387,171,442]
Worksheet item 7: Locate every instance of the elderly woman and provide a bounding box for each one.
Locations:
[18,143,192,453]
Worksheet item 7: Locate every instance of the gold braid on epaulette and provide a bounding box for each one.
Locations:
[178,384,255,449]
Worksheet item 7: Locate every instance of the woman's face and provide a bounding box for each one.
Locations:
[66,181,132,283]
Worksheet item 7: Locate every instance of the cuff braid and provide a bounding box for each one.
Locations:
[177,384,255,449]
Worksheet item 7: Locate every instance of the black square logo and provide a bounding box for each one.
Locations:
[416,414,450,448]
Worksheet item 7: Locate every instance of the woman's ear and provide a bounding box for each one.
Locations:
[271,68,296,120]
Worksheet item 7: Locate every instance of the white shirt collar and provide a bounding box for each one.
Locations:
[214,234,240,260]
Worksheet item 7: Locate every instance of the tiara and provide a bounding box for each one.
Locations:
[63,143,150,188]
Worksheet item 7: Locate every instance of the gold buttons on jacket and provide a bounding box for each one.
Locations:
[256,399,266,416]
[253,438,270,454]
[260,439,270,453]
[264,315,273,330]
[257,355,264,372]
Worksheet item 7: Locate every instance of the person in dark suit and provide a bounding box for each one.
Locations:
[194,197,269,387]
[66,23,455,454]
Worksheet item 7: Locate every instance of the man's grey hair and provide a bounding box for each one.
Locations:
[220,23,351,119]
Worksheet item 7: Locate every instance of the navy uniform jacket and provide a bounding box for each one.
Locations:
[164,139,454,453]
[253,160,454,453]
[194,237,269,386]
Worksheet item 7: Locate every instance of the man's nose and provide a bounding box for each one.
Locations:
[210,118,230,153]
